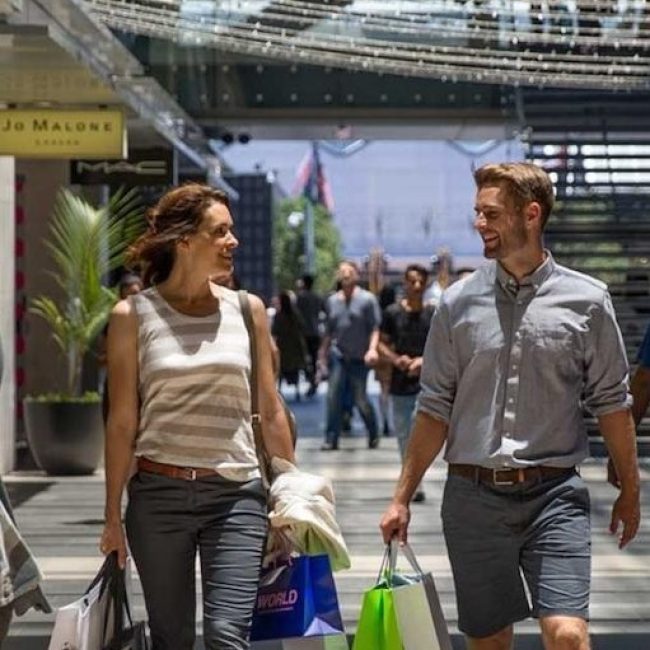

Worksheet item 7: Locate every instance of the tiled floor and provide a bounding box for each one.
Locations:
[4,385,650,648]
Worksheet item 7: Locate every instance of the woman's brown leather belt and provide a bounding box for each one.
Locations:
[137,457,219,481]
[448,463,575,486]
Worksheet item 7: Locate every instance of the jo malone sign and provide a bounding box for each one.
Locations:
[0,109,126,158]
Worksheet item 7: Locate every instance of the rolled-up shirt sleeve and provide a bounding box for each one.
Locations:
[416,299,457,423]
[583,291,632,416]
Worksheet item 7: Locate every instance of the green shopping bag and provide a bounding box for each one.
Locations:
[352,586,402,650]
[352,548,402,650]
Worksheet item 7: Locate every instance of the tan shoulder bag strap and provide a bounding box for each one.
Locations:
[238,290,271,490]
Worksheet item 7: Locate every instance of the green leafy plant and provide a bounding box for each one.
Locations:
[30,187,143,398]
[273,196,342,293]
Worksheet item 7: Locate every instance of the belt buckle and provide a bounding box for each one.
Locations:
[184,468,197,481]
[492,468,515,486]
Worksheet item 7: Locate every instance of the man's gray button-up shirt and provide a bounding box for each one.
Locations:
[417,253,632,468]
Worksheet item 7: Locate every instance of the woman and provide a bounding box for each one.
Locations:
[99,183,295,650]
[271,291,308,401]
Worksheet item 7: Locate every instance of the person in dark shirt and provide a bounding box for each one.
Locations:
[295,274,325,397]
[378,264,434,502]
[272,291,308,401]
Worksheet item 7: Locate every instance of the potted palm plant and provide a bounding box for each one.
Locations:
[24,187,143,475]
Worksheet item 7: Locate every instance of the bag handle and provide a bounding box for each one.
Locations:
[375,544,392,585]
[238,290,271,491]
[101,553,135,650]
[384,541,426,580]
[86,552,117,599]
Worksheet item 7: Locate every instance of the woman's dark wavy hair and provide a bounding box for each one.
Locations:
[127,183,230,286]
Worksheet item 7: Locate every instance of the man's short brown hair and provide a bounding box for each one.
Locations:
[474,162,554,229]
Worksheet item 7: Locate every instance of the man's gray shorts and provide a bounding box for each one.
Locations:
[441,469,591,638]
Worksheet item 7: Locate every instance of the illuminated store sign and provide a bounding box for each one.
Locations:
[0,109,126,158]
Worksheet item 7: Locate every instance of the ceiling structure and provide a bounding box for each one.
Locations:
[3,2,650,169]
[87,0,650,90]
[74,0,650,148]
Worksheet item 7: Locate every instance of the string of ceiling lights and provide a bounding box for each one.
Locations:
[83,0,650,90]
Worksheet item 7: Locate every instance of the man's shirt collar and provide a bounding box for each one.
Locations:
[495,250,555,294]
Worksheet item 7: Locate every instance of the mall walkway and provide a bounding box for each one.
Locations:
[4,384,650,649]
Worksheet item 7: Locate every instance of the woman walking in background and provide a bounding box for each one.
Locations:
[99,183,295,650]
[272,291,308,401]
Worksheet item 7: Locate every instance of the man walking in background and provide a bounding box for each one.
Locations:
[319,261,381,450]
[378,264,434,502]
[381,162,640,650]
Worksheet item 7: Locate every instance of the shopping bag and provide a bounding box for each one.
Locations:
[48,554,117,650]
[250,555,345,642]
[390,545,453,650]
[351,583,401,650]
[352,543,453,650]
[103,554,149,650]
[105,621,148,650]
[251,633,349,650]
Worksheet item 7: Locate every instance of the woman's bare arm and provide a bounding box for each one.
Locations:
[101,299,139,566]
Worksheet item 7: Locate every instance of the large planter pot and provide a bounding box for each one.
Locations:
[24,400,104,475]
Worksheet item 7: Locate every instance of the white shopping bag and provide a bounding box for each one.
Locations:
[389,544,453,650]
[47,580,112,650]
[252,633,349,650]
[48,556,123,650]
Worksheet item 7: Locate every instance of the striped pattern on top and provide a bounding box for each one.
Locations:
[130,286,260,482]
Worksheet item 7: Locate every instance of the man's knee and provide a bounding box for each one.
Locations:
[540,616,590,650]
[467,624,513,650]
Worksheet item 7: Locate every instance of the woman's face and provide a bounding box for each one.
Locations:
[185,201,239,279]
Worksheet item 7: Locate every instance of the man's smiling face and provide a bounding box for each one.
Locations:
[474,185,528,261]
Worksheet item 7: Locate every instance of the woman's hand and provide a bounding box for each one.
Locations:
[100,520,128,569]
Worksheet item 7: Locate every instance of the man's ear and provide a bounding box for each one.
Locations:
[525,201,543,230]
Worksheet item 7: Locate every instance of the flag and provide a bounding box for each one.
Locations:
[293,142,335,212]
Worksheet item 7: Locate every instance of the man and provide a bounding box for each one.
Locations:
[378,264,434,502]
[380,163,640,650]
[295,274,325,397]
[319,261,380,450]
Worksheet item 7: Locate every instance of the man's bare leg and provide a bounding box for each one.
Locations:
[540,616,590,650]
[467,624,514,650]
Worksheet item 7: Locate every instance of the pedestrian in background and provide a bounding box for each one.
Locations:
[272,290,308,401]
[377,264,433,502]
[319,261,381,451]
[381,162,640,650]
[295,274,325,397]
[375,283,397,437]
[100,183,295,650]
[630,322,650,428]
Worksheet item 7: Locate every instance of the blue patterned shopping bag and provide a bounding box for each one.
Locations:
[250,555,345,641]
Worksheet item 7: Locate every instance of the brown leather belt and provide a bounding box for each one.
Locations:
[137,457,218,481]
[448,463,575,486]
